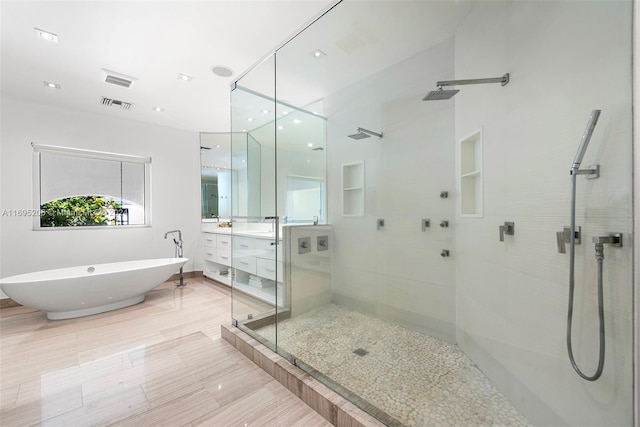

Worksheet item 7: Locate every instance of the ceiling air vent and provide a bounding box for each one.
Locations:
[100,96,133,110]
[100,69,138,88]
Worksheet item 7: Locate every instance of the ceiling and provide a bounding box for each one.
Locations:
[0,0,335,133]
[1,0,475,172]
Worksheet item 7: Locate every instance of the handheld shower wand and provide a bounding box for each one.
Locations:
[571,110,601,175]
[164,230,186,287]
[566,110,607,381]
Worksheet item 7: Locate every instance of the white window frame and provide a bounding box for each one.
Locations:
[32,143,152,230]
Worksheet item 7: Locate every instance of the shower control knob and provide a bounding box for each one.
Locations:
[440,220,449,228]
[440,250,450,257]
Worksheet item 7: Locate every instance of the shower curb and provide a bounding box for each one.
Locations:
[221,324,384,427]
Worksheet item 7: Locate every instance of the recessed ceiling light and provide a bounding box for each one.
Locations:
[34,28,58,43]
[215,144,221,148]
[312,49,326,58]
[43,81,61,89]
[247,117,254,122]
[293,119,302,124]
[242,129,247,132]
[242,159,246,163]
[262,109,270,114]
[211,66,233,77]
[152,106,165,112]
[278,126,284,130]
[177,73,193,82]
[307,143,313,147]
[306,159,311,163]
[281,111,289,115]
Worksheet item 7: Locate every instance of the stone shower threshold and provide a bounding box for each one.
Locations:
[221,324,386,427]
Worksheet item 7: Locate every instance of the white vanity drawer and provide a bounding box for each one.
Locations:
[256,258,283,282]
[254,237,280,251]
[217,234,232,250]
[234,236,254,251]
[234,255,257,275]
[203,233,217,249]
[203,248,217,262]
[254,238,282,259]
[216,249,232,266]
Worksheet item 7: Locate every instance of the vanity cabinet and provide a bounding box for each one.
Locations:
[202,232,232,286]
[201,230,283,305]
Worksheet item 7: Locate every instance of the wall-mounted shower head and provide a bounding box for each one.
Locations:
[422,73,509,101]
[348,127,383,140]
[423,88,460,101]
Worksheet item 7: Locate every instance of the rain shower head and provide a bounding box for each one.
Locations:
[348,127,383,140]
[422,88,460,101]
[422,73,509,101]
[348,132,371,140]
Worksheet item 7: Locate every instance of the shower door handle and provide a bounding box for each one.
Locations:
[499,222,515,242]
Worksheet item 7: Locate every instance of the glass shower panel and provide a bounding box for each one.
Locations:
[256,1,635,426]
[230,55,280,349]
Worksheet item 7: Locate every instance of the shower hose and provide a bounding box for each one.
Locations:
[566,172,605,381]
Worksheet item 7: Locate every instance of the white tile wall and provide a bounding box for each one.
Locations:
[326,38,457,342]
[321,0,633,425]
[455,1,633,425]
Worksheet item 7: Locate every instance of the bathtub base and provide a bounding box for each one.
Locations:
[47,295,145,320]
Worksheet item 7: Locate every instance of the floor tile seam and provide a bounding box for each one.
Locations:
[184,382,278,426]
[5,384,85,425]
[79,356,187,402]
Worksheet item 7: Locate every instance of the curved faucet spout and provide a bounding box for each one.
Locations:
[164,229,182,240]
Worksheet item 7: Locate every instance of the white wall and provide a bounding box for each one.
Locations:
[326,38,457,341]
[454,1,633,425]
[0,96,201,296]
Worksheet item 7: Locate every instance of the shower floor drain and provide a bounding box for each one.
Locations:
[353,348,369,356]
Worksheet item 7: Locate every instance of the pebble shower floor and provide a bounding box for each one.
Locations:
[258,304,530,426]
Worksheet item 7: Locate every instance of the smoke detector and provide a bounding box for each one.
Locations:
[100,69,138,88]
[100,96,132,110]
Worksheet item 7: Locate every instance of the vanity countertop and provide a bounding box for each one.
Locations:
[201,225,278,240]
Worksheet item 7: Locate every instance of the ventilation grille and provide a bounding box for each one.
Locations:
[100,97,132,110]
[100,68,138,88]
[105,75,132,88]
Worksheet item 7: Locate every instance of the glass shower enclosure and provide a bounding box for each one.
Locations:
[230,1,635,425]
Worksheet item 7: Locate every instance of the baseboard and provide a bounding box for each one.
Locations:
[169,270,203,281]
[0,298,21,309]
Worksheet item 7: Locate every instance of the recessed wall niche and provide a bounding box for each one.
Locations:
[458,128,483,217]
[342,161,364,216]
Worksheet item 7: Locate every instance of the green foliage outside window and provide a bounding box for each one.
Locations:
[40,196,122,227]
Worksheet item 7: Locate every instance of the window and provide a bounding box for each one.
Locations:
[32,144,151,228]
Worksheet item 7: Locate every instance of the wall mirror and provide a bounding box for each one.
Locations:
[200,133,235,221]
[230,85,326,223]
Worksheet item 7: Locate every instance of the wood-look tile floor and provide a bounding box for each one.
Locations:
[0,279,331,426]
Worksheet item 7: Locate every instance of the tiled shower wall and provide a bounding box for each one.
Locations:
[453,1,633,425]
[326,38,458,342]
[324,0,633,425]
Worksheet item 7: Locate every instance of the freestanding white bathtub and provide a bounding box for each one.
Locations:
[0,258,188,320]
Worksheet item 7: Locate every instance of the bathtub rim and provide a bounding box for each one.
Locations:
[0,258,188,285]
